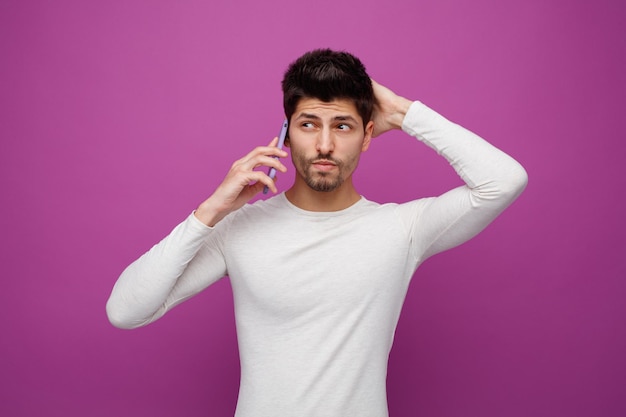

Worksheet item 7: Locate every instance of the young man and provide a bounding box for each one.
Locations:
[107,49,528,416]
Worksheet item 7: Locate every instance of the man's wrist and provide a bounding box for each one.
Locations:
[194,200,227,227]
[390,97,413,129]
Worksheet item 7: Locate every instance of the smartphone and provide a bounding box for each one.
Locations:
[263,119,289,194]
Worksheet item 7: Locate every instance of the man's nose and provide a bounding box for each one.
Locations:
[316,128,334,154]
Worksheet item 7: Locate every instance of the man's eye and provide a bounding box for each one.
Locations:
[302,122,314,128]
[337,124,351,131]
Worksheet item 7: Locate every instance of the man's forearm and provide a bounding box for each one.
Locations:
[106,213,224,329]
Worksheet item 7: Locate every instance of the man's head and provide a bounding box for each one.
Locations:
[282,49,375,127]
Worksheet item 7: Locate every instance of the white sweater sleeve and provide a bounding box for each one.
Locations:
[106,213,228,329]
[399,101,528,261]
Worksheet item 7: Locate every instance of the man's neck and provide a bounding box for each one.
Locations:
[284,179,361,212]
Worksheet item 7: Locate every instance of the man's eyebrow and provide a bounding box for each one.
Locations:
[294,112,321,120]
[333,115,359,123]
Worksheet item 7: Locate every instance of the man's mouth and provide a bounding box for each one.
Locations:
[311,159,337,172]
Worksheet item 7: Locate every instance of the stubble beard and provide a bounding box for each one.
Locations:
[306,170,343,192]
[295,153,346,193]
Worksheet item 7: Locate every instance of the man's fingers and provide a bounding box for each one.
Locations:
[241,141,288,164]
[243,170,280,193]
[234,143,288,174]
[196,137,289,226]
[218,138,289,204]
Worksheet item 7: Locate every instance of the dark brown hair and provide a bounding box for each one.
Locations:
[282,49,374,127]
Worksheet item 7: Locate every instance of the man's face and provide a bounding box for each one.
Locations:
[287,97,374,193]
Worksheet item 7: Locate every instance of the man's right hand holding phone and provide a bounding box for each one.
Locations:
[194,135,288,227]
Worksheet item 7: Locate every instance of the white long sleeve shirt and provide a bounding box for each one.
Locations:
[107,101,528,416]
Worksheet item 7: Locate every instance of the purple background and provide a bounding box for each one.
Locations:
[1,0,624,416]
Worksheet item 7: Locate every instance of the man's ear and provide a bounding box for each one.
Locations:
[361,121,374,152]
[284,121,291,147]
